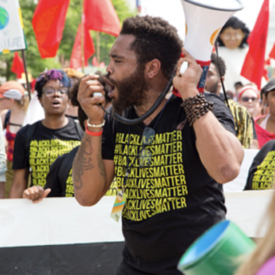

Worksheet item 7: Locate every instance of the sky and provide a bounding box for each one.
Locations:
[139,0,275,55]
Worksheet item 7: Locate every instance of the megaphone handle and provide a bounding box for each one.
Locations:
[180,61,189,76]
[172,53,211,97]
[179,52,186,75]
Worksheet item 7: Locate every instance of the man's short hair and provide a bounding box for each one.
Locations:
[210,53,226,77]
[120,15,183,80]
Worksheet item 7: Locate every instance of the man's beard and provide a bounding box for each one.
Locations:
[205,81,219,95]
[106,64,149,115]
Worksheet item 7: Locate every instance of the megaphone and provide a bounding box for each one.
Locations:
[173,0,243,96]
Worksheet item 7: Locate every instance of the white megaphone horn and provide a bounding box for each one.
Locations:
[174,0,243,96]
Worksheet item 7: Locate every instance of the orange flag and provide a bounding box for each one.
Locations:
[70,24,95,69]
[84,0,120,37]
[11,52,24,79]
[32,0,70,58]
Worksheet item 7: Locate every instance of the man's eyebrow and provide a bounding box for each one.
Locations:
[109,53,124,59]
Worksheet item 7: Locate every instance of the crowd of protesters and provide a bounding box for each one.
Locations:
[0,14,274,275]
[0,15,273,201]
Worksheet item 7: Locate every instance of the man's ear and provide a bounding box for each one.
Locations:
[145,59,161,79]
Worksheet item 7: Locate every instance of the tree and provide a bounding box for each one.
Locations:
[0,0,61,80]
[0,0,135,80]
[91,0,136,65]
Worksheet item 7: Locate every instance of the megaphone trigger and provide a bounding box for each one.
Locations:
[91,92,104,106]
[179,61,189,76]
[93,92,103,98]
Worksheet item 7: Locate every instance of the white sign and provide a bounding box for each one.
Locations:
[0,0,26,54]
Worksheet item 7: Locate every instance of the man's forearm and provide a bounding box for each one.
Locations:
[73,133,107,206]
[194,111,244,183]
[10,183,25,198]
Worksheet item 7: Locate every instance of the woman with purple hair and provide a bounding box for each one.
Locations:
[9,69,83,198]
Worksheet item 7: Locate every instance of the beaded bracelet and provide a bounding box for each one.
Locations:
[87,119,105,128]
[181,93,213,126]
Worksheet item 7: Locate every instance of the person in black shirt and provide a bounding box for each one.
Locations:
[22,72,116,201]
[10,69,82,198]
[205,53,259,149]
[72,16,244,275]
[244,139,275,190]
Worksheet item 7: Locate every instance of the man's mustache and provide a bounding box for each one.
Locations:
[104,73,117,87]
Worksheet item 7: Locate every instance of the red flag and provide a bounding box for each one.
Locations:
[269,43,275,60]
[70,24,95,69]
[11,52,24,79]
[32,0,70,58]
[240,0,269,89]
[84,0,120,37]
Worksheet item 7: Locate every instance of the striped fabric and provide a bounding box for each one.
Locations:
[228,99,254,148]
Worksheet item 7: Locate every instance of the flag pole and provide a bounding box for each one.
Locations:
[96,31,100,64]
[20,50,31,102]
[81,0,85,73]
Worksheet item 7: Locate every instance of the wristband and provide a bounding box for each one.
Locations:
[85,124,103,136]
[87,119,105,128]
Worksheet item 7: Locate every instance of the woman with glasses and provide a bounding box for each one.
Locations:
[255,78,275,148]
[10,69,82,198]
[21,72,117,201]
[238,85,260,118]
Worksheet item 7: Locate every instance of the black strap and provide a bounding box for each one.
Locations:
[4,110,11,129]
[58,146,79,194]
[55,120,82,193]
[8,122,22,127]
[214,41,229,108]
[24,122,38,181]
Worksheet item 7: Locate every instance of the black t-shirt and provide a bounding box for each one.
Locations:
[102,93,235,275]
[13,118,81,187]
[244,140,275,190]
[45,146,118,197]
[45,146,79,197]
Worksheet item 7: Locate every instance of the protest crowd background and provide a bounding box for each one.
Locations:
[1,0,275,274]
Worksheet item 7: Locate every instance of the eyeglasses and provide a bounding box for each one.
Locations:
[241,96,258,102]
[221,33,244,40]
[43,88,68,97]
[139,127,155,168]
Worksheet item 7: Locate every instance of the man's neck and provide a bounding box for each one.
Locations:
[134,82,169,126]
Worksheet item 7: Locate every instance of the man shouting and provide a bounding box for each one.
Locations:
[73,15,243,275]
